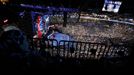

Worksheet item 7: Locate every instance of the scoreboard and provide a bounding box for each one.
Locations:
[102,0,122,13]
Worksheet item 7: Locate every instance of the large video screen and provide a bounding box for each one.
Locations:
[102,0,122,13]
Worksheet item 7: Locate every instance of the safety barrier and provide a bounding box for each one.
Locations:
[30,38,129,60]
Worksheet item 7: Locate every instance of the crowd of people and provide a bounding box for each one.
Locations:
[85,12,134,23]
[61,19,134,45]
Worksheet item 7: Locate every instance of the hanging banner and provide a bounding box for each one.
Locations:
[31,11,50,38]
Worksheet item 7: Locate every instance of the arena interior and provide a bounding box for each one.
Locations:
[0,0,134,73]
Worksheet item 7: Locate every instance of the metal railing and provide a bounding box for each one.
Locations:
[30,38,129,60]
[59,40,129,59]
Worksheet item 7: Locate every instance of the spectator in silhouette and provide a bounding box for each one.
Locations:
[0,7,32,71]
[0,19,31,69]
[0,7,48,72]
